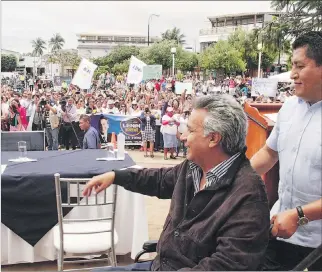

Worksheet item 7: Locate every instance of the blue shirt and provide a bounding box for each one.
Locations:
[190,152,241,194]
[267,96,321,248]
[83,126,100,149]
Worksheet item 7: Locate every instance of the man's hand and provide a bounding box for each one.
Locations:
[83,172,115,196]
[45,104,51,111]
[270,208,298,239]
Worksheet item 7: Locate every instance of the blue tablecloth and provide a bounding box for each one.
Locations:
[1,150,135,246]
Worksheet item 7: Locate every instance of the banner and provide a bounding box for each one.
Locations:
[175,82,193,94]
[251,78,278,97]
[71,58,97,89]
[90,114,142,145]
[126,56,146,84]
[142,65,162,81]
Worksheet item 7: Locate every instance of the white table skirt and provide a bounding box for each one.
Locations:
[1,185,149,265]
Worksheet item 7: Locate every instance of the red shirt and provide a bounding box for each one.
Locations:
[155,82,161,91]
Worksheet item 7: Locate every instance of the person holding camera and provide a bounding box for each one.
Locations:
[36,97,60,150]
[60,97,78,150]
[140,107,156,158]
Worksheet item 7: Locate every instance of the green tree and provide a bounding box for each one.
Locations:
[31,38,47,57]
[50,51,82,76]
[94,46,141,68]
[271,0,322,36]
[49,33,65,53]
[94,65,109,79]
[111,59,130,74]
[161,27,186,45]
[176,51,199,72]
[228,28,280,71]
[200,40,246,74]
[1,55,17,72]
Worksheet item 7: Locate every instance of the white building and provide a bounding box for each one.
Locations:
[199,12,282,52]
[76,32,160,59]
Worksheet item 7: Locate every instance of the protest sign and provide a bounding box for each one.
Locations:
[175,82,193,94]
[90,114,142,145]
[126,56,146,84]
[71,58,97,89]
[142,65,162,81]
[251,78,278,97]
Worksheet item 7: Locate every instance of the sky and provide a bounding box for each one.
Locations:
[1,1,273,54]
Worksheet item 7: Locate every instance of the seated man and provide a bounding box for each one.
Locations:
[79,114,100,149]
[84,94,270,271]
[251,31,322,271]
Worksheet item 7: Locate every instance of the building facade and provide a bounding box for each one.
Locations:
[199,12,282,52]
[76,33,160,59]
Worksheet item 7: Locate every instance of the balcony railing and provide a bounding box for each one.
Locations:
[199,25,260,35]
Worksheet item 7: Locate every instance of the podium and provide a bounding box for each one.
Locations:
[244,102,282,208]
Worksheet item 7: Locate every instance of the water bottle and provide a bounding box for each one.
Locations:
[117,132,125,160]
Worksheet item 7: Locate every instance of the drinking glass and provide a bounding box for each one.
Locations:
[106,143,115,160]
[18,141,27,159]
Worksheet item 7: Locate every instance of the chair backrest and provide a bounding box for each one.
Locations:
[1,130,46,151]
[54,173,118,251]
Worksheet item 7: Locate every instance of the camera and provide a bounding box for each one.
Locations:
[39,99,47,107]
[60,99,67,112]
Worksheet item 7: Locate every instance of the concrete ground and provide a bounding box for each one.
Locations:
[2,150,183,271]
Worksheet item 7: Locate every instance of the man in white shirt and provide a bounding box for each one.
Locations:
[251,31,322,270]
[106,99,119,114]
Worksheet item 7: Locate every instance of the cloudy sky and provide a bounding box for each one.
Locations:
[2,1,273,53]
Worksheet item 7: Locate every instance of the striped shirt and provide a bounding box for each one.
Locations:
[190,152,241,194]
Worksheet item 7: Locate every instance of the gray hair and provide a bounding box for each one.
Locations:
[194,94,248,155]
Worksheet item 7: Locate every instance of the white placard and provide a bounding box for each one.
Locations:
[175,82,193,94]
[71,58,98,89]
[251,78,278,97]
[126,56,147,84]
[1,165,7,174]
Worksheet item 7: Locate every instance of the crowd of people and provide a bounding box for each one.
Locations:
[1,70,295,158]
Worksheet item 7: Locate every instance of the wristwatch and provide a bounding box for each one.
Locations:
[296,206,309,226]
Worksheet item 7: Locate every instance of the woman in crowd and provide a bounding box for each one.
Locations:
[161,107,179,160]
[86,98,96,114]
[8,100,24,131]
[1,96,10,131]
[174,107,190,158]
[119,103,128,115]
[140,107,156,158]
[14,98,28,129]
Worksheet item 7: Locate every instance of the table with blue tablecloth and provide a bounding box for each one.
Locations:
[1,150,149,265]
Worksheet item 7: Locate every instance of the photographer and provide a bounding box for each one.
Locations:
[35,97,60,150]
[60,96,78,150]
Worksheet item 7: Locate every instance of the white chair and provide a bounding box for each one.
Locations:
[54,173,118,271]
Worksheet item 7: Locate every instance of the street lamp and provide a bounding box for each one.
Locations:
[171,47,176,77]
[257,43,263,78]
[148,14,160,46]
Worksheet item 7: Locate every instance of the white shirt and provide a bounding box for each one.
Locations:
[161,115,177,135]
[267,96,321,248]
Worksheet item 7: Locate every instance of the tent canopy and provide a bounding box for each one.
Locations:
[269,71,293,82]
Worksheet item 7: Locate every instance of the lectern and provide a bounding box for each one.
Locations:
[244,102,282,208]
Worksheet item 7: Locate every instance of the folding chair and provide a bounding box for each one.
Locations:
[54,173,118,271]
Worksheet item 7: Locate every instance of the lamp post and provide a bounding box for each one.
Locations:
[257,43,262,78]
[171,47,176,77]
[148,14,160,46]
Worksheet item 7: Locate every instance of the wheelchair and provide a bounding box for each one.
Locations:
[135,240,322,271]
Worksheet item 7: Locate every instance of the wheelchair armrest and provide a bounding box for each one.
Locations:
[142,240,158,252]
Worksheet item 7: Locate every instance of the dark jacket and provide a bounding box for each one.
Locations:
[140,113,156,131]
[114,154,270,271]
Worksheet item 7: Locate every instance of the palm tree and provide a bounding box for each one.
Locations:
[31,38,47,57]
[31,38,47,78]
[49,33,65,53]
[161,27,186,45]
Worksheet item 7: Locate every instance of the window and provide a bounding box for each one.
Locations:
[114,36,130,42]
